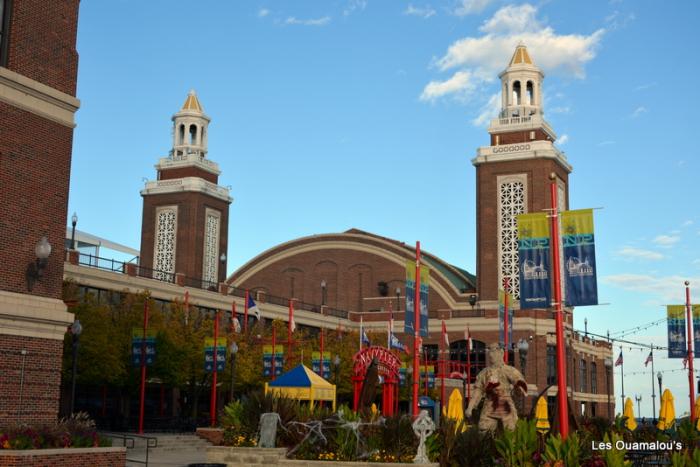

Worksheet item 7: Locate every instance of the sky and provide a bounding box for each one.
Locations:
[68,0,700,417]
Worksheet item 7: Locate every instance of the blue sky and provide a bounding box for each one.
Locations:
[69,0,699,417]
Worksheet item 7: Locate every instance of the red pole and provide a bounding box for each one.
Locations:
[231,301,237,333]
[288,299,294,366]
[320,328,325,378]
[211,311,219,427]
[503,278,510,363]
[550,178,569,439]
[686,281,695,423]
[244,290,249,334]
[138,300,149,434]
[272,326,277,381]
[440,321,446,408]
[412,241,421,417]
[467,330,471,403]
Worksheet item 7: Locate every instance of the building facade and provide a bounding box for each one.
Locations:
[0,0,81,422]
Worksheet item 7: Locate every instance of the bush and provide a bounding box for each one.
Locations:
[0,413,111,450]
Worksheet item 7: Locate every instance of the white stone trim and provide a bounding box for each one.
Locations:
[202,208,221,285]
[0,67,80,128]
[0,291,73,340]
[155,154,221,176]
[153,206,178,277]
[141,177,233,203]
[497,174,528,298]
[472,140,572,173]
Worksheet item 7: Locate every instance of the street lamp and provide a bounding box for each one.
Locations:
[604,357,613,419]
[70,213,78,250]
[321,280,327,306]
[27,236,52,291]
[517,338,529,373]
[395,287,401,311]
[657,372,663,400]
[70,319,83,415]
[333,355,341,385]
[635,394,642,420]
[228,341,238,402]
[584,318,588,338]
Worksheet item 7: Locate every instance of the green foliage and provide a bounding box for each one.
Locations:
[450,424,496,467]
[495,419,538,467]
[0,413,110,450]
[599,432,631,467]
[542,432,581,467]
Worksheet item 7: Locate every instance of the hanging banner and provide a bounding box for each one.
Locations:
[517,213,551,309]
[311,351,331,379]
[667,306,686,358]
[498,290,514,347]
[204,337,227,372]
[132,328,157,367]
[561,209,598,306]
[405,261,430,336]
[262,345,284,377]
[420,365,435,388]
[693,305,700,354]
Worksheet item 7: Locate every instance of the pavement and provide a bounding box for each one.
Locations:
[105,433,212,467]
[125,447,207,467]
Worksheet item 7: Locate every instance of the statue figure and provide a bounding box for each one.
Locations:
[465,343,527,432]
[358,357,379,413]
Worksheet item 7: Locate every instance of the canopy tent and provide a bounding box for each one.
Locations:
[265,364,337,411]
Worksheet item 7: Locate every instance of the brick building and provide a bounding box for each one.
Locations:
[0,0,81,423]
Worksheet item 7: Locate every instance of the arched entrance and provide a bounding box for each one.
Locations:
[352,346,401,416]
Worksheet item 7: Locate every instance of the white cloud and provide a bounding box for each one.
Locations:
[343,0,367,16]
[604,10,635,30]
[404,4,436,19]
[558,134,569,145]
[285,16,331,26]
[258,8,270,18]
[617,247,665,261]
[653,235,680,247]
[682,220,694,227]
[479,4,541,35]
[549,106,570,114]
[631,106,648,118]
[634,82,657,91]
[454,0,494,16]
[603,274,700,302]
[471,92,501,127]
[420,70,476,102]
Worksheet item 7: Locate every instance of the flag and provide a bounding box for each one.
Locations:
[390,333,408,352]
[645,351,653,367]
[289,300,296,332]
[248,294,261,320]
[615,351,623,367]
[442,320,449,347]
[231,316,241,333]
[360,316,370,347]
[683,357,688,370]
[465,327,472,350]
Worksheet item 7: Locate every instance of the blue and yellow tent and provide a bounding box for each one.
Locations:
[264,364,337,411]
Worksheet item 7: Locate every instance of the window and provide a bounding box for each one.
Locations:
[546,345,556,385]
[579,359,587,393]
[0,0,11,67]
[591,362,598,394]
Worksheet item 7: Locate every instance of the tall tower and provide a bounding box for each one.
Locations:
[473,44,572,304]
[139,91,232,288]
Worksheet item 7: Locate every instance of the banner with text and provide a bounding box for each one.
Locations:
[667,306,686,358]
[498,289,514,347]
[263,345,284,377]
[693,305,700,354]
[132,328,157,367]
[404,261,430,337]
[204,337,227,372]
[517,213,551,309]
[311,351,331,379]
[561,209,598,306]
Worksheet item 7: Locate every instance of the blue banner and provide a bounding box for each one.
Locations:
[517,213,551,309]
[263,345,284,377]
[311,353,331,380]
[667,306,686,358]
[561,209,598,306]
[204,346,227,372]
[693,306,700,355]
[405,261,429,336]
[132,337,156,367]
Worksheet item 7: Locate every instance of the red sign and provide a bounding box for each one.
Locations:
[352,346,400,377]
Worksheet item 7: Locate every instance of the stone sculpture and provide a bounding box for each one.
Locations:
[258,412,279,448]
[412,410,435,464]
[465,343,528,432]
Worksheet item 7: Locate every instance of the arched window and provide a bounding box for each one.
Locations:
[513,81,521,106]
[178,124,185,145]
[526,81,534,105]
[189,124,197,145]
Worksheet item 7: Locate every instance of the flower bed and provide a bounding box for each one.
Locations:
[0,414,111,451]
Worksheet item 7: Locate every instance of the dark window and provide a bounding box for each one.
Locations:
[591,362,598,394]
[546,345,556,385]
[449,339,486,384]
[0,1,11,67]
[580,359,587,393]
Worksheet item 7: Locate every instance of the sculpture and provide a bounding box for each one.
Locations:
[465,343,527,432]
[412,410,435,464]
[358,357,379,413]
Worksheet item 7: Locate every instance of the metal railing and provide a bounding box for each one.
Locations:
[101,432,157,466]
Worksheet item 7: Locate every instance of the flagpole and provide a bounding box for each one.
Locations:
[466,327,471,405]
[549,175,570,439]
[288,299,294,366]
[210,310,219,427]
[412,241,422,417]
[271,326,276,381]
[620,346,625,413]
[503,278,510,363]
[650,345,656,421]
[440,321,446,407]
[685,281,695,423]
[244,290,249,334]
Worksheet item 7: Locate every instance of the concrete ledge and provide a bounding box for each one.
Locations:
[196,427,224,445]
[0,290,73,340]
[0,447,126,467]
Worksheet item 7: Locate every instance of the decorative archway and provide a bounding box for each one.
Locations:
[352,346,401,416]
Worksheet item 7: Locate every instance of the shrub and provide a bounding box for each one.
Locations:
[0,413,110,450]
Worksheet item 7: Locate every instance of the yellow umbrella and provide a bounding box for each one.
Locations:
[623,397,637,431]
[535,396,550,433]
[695,398,700,431]
[370,403,378,416]
[447,389,463,420]
[657,389,675,430]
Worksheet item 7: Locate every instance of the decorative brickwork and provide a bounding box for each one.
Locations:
[0,447,126,467]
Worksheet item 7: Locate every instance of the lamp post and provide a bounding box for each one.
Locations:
[635,394,642,420]
[395,287,401,311]
[657,372,663,402]
[70,213,78,250]
[27,236,52,291]
[219,253,226,284]
[321,280,327,306]
[584,318,588,338]
[604,357,613,419]
[228,342,238,403]
[468,294,477,308]
[518,338,529,374]
[70,319,82,415]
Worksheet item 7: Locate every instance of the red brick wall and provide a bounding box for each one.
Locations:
[475,157,569,301]
[159,166,218,184]
[6,0,80,95]
[0,335,64,424]
[490,129,551,145]
[0,102,73,300]
[0,448,125,467]
[140,192,230,283]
